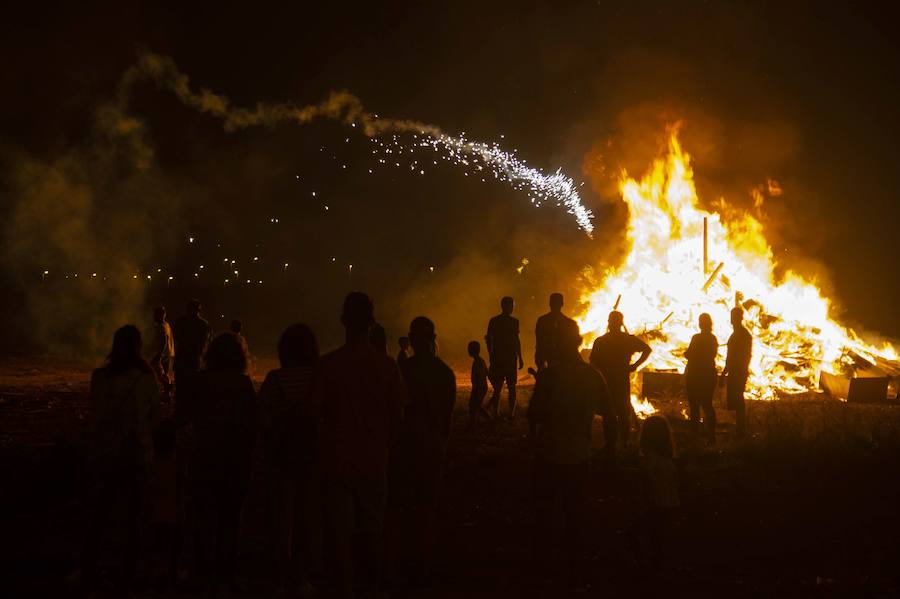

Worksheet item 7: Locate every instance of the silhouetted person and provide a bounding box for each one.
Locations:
[467,341,490,427]
[527,328,610,584]
[392,317,456,586]
[173,299,211,416]
[150,306,175,392]
[589,311,651,458]
[259,324,322,596]
[632,415,678,574]
[313,292,405,598]
[397,336,411,364]
[534,293,579,371]
[229,319,242,335]
[369,321,388,354]
[723,306,753,436]
[188,332,256,597]
[147,417,179,590]
[486,296,524,420]
[83,325,159,594]
[685,313,718,446]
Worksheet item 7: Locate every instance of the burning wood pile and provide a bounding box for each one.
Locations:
[574,132,900,403]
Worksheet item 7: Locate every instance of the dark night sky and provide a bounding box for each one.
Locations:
[2,0,900,357]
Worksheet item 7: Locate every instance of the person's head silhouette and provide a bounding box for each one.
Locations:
[698,312,713,334]
[408,316,436,357]
[398,336,410,351]
[608,310,625,333]
[467,340,481,358]
[277,323,318,368]
[187,299,202,317]
[230,319,243,335]
[731,306,744,329]
[153,306,166,323]
[341,292,375,341]
[205,332,248,373]
[108,324,145,372]
[500,296,514,316]
[549,293,564,313]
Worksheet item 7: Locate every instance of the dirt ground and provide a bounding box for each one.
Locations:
[3,359,900,597]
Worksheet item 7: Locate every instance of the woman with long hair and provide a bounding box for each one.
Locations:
[259,323,321,596]
[188,331,257,597]
[684,312,718,446]
[83,324,160,593]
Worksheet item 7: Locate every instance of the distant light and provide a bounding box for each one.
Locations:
[199,265,204,269]
[188,236,195,244]
[91,273,97,277]
[194,273,199,277]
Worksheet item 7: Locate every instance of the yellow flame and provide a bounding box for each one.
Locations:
[575,132,897,401]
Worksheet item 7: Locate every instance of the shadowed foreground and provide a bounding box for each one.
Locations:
[2,362,900,597]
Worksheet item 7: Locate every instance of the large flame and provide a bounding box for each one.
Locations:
[576,132,898,401]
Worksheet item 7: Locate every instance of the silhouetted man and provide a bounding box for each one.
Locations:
[535,293,579,371]
[528,327,610,581]
[314,292,405,598]
[723,306,752,436]
[149,306,174,390]
[589,311,651,458]
[393,316,456,585]
[486,296,524,420]
[173,299,211,416]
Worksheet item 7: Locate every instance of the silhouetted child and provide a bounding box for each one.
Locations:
[468,341,489,427]
[633,415,679,574]
[397,336,411,364]
[147,417,179,589]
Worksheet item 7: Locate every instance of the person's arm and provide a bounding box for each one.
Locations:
[485,319,495,361]
[534,320,543,369]
[516,319,524,370]
[441,368,457,441]
[684,336,696,362]
[629,337,652,372]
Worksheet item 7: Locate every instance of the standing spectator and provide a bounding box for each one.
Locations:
[149,306,175,393]
[393,317,456,586]
[684,313,718,446]
[189,332,256,597]
[527,328,610,584]
[589,311,651,459]
[258,324,321,597]
[723,306,753,437]
[173,299,211,418]
[534,293,579,371]
[146,417,179,591]
[632,415,679,574]
[467,341,490,427]
[83,325,159,595]
[314,292,405,598]
[485,296,524,420]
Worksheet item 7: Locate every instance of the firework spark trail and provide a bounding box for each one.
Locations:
[126,52,594,236]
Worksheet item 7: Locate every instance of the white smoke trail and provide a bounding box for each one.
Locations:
[126,52,594,236]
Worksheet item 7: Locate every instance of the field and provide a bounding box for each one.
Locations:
[3,358,900,597]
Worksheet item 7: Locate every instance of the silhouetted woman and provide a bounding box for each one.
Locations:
[259,324,321,596]
[84,325,160,593]
[684,313,718,445]
[190,332,257,597]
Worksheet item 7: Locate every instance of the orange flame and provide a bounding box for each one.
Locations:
[576,132,898,401]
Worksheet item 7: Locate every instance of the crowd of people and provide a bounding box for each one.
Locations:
[83,291,753,597]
